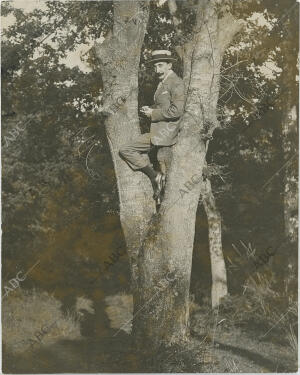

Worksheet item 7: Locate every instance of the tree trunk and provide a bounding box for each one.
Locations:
[278,12,298,296]
[94,1,153,286]
[281,97,298,293]
[202,177,227,308]
[157,127,227,311]
[134,0,243,349]
[282,101,298,244]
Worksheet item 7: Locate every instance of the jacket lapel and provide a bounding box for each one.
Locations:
[154,82,163,101]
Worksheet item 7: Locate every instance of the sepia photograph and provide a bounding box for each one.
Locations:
[1,0,299,373]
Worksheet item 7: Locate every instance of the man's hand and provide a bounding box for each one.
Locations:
[140,106,153,118]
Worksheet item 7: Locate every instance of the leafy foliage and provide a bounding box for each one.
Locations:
[1,0,297,309]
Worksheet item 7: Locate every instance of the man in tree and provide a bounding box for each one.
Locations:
[119,50,185,204]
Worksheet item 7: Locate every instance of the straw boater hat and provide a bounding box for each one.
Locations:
[148,49,177,64]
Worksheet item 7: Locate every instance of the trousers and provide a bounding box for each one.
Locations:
[119,133,154,170]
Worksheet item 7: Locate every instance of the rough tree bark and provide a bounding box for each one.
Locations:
[279,24,298,290]
[281,94,298,293]
[94,0,242,352]
[94,1,153,286]
[168,0,227,309]
[282,100,298,244]
[135,0,243,349]
[158,143,227,309]
[202,176,227,308]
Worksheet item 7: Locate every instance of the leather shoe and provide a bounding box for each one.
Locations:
[153,172,166,204]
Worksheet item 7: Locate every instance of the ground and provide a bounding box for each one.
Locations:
[2,291,298,373]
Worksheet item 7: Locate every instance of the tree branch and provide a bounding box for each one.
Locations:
[217,13,245,53]
[168,0,180,28]
[167,0,185,59]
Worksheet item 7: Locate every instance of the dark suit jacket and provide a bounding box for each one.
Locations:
[150,71,185,146]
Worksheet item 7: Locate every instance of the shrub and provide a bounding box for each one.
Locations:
[3,288,81,353]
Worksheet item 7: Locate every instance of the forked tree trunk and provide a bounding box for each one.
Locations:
[134,0,243,349]
[94,1,153,286]
[95,0,242,351]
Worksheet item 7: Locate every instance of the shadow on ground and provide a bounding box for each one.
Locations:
[3,328,297,373]
[3,332,141,374]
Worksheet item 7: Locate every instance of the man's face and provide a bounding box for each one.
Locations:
[154,61,172,81]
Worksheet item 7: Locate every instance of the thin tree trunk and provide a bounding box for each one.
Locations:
[281,98,298,293]
[282,102,298,244]
[202,177,227,308]
[278,11,298,295]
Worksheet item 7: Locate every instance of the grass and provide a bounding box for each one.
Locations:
[191,265,297,358]
[104,293,133,334]
[286,323,298,358]
[2,288,82,353]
